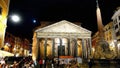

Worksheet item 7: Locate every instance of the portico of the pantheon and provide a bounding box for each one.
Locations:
[32,20,92,61]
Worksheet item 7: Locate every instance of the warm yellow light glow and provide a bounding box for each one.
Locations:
[92,48,95,53]
[78,45,82,57]
[32,47,37,61]
[47,45,51,56]
[0,22,6,48]
[109,40,116,51]
[110,41,114,47]
[0,0,10,49]
[0,23,5,32]
[4,45,9,51]
[0,15,2,19]
[117,43,120,50]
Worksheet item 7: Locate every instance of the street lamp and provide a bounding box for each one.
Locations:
[11,14,21,23]
[7,13,22,25]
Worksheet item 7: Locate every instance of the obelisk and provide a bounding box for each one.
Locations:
[94,0,116,59]
[96,0,104,40]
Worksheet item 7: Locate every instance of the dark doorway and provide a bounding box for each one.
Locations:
[58,46,65,56]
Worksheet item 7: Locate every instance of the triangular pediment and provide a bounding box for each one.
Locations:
[35,20,91,34]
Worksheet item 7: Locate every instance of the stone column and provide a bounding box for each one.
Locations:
[44,38,47,59]
[70,38,73,56]
[86,39,90,58]
[32,32,38,61]
[76,38,78,57]
[84,39,89,59]
[84,39,87,59]
[86,39,89,58]
[82,39,85,58]
[44,38,47,68]
[74,38,78,57]
[89,38,92,58]
[68,38,70,56]
[37,38,40,60]
[60,38,62,56]
[52,38,55,58]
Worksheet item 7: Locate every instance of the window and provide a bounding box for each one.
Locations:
[119,22,120,26]
[118,39,120,41]
[116,31,120,36]
[119,16,120,20]
[113,20,116,24]
[115,25,118,30]
[114,19,117,24]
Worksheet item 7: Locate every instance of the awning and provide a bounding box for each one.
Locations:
[0,50,14,57]
[59,56,74,58]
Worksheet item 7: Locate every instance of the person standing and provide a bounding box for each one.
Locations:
[88,59,92,68]
[39,59,43,68]
[0,63,2,68]
[51,59,54,68]
[13,61,19,68]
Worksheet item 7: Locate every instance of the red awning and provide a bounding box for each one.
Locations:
[59,56,74,58]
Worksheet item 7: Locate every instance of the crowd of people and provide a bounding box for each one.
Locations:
[0,57,92,68]
[0,57,7,68]
[0,56,35,68]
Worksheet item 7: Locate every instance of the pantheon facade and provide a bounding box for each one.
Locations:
[32,20,92,61]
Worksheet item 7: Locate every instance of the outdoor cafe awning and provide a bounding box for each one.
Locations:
[0,50,14,57]
[59,56,74,58]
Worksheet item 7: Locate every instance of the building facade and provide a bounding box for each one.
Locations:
[91,32,99,56]
[0,0,10,48]
[4,32,30,56]
[104,22,117,52]
[112,7,120,58]
[32,20,92,61]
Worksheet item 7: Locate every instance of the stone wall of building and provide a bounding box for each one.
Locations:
[0,0,10,48]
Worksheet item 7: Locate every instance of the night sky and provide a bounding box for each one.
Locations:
[6,0,120,42]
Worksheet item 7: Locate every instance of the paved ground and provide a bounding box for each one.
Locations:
[34,59,120,68]
[44,63,120,68]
